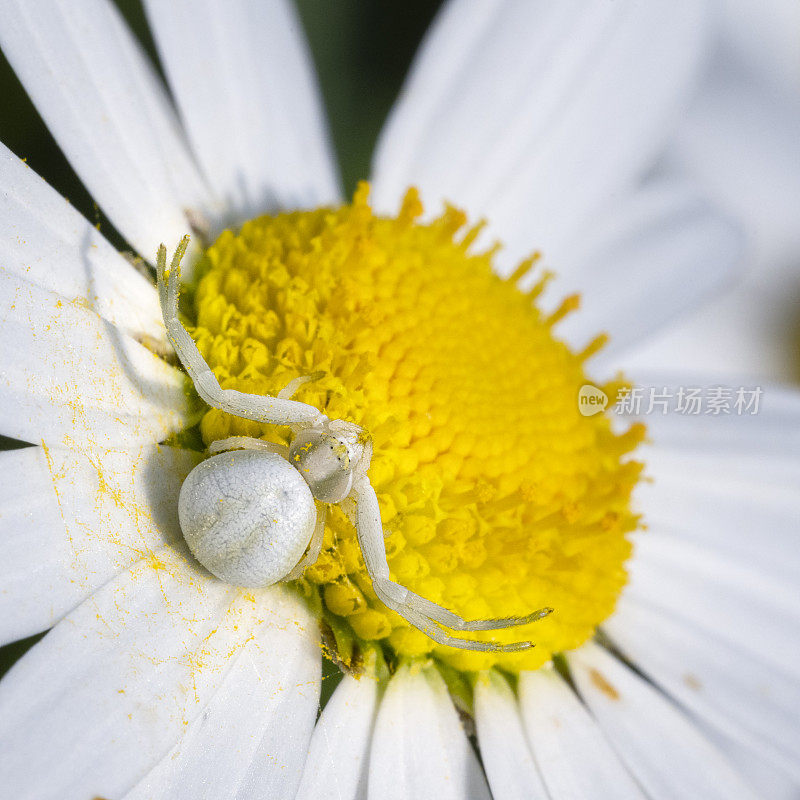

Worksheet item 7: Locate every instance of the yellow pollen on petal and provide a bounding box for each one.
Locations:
[191,183,644,672]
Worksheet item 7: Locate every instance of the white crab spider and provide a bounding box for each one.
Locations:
[157,237,552,652]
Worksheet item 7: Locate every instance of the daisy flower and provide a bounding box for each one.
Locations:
[0,2,798,800]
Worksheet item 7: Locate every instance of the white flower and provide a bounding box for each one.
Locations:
[0,2,798,800]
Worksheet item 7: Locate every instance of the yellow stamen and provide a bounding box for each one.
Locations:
[191,183,644,672]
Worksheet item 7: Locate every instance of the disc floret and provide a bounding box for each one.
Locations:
[188,183,644,672]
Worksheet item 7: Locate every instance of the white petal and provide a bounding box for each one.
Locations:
[0,444,199,645]
[551,181,743,362]
[714,0,800,97]
[569,641,758,799]
[124,588,320,800]
[604,598,800,782]
[368,663,490,800]
[705,726,800,800]
[609,390,800,782]
[370,0,499,212]
[622,287,800,382]
[0,142,165,341]
[626,65,800,380]
[473,670,548,800]
[518,665,644,799]
[638,444,800,584]
[144,0,340,220]
[295,673,380,800]
[623,531,800,671]
[668,42,800,262]
[0,270,190,447]
[615,377,800,456]
[372,0,706,265]
[0,549,278,800]
[0,0,215,262]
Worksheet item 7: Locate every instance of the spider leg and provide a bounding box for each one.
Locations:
[284,505,326,581]
[277,372,326,400]
[352,476,548,652]
[157,238,326,429]
[208,436,290,457]
[379,596,534,653]
[375,578,552,631]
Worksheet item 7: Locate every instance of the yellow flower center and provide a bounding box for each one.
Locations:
[191,183,644,672]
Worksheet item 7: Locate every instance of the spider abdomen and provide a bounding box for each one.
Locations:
[178,450,316,587]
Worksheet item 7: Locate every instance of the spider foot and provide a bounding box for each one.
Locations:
[458,606,554,632]
[374,578,548,653]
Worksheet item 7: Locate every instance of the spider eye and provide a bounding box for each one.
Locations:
[289,430,354,503]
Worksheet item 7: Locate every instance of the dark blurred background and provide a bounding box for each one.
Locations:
[0,0,443,677]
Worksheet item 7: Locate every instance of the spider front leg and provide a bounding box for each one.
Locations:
[283,505,327,582]
[208,436,290,457]
[351,476,552,652]
[157,237,326,430]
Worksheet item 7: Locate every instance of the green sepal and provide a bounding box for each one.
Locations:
[434,657,474,717]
